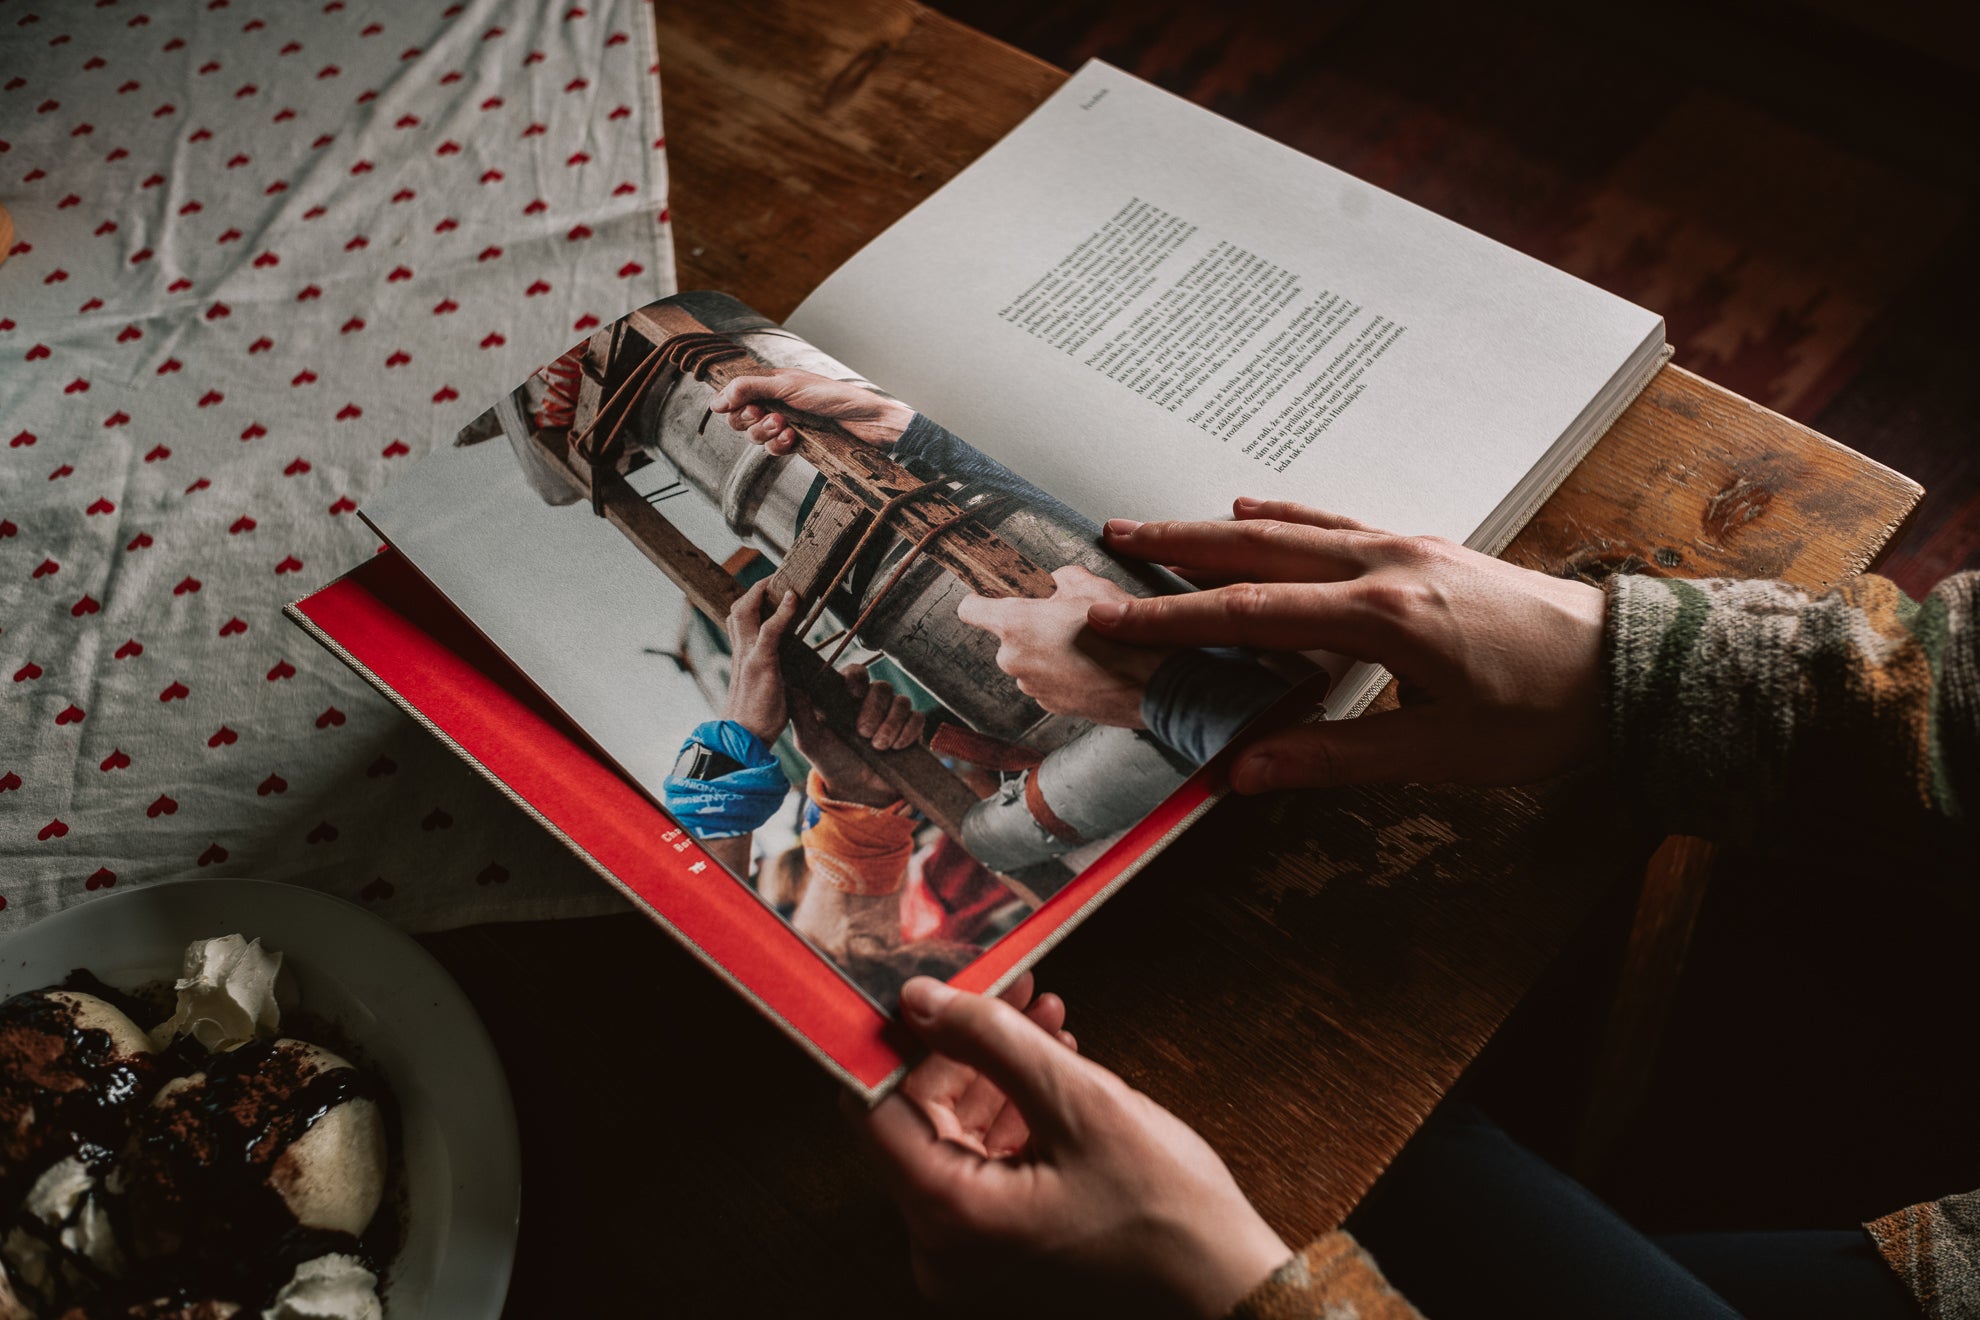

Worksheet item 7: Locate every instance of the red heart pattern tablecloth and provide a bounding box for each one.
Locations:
[1,0,674,930]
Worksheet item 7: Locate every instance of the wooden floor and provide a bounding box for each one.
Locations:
[930,0,1980,1235]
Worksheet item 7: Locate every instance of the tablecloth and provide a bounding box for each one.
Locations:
[1,0,677,930]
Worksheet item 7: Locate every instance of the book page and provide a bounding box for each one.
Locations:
[788,61,1663,555]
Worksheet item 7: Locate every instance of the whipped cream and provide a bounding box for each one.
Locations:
[148,934,284,1052]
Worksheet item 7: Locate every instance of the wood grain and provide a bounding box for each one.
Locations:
[423,1,1925,1313]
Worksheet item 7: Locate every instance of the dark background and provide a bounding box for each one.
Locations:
[927,0,1980,1234]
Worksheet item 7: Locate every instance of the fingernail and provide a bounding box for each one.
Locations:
[1103,518,1141,537]
[1234,754,1274,792]
[901,977,955,1025]
[783,590,797,606]
[1088,601,1126,626]
[1235,497,1263,511]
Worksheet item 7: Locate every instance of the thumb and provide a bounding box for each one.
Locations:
[1229,705,1445,792]
[900,978,1094,1144]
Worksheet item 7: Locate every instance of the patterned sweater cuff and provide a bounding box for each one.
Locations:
[1226,1232,1423,1320]
[1865,1189,1980,1320]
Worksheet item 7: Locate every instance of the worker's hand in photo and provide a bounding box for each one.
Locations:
[789,665,926,808]
[956,566,1173,729]
[849,975,1291,1319]
[710,367,915,454]
[1091,498,1606,793]
[720,580,803,745]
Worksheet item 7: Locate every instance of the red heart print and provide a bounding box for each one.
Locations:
[12,662,39,681]
[147,795,177,818]
[481,96,503,110]
[291,370,316,387]
[609,102,630,117]
[145,444,171,462]
[421,807,453,830]
[574,314,600,331]
[217,227,243,244]
[197,843,227,867]
[101,748,131,771]
[197,390,224,408]
[59,195,84,210]
[390,187,415,203]
[207,725,236,746]
[64,378,91,395]
[315,706,346,729]
[38,819,69,841]
[479,169,503,184]
[44,269,69,285]
[366,755,397,777]
[235,84,260,99]
[252,251,279,268]
[240,423,267,441]
[115,638,143,659]
[381,439,409,458]
[566,224,592,241]
[205,303,229,320]
[0,771,22,792]
[564,79,589,93]
[86,868,116,891]
[360,878,393,901]
[199,60,221,75]
[476,246,502,262]
[274,555,303,575]
[157,358,183,374]
[267,659,297,681]
[344,236,370,254]
[522,123,546,138]
[318,65,340,78]
[566,7,589,20]
[179,200,203,216]
[248,337,273,354]
[479,333,505,349]
[385,350,411,367]
[184,478,210,493]
[304,206,327,220]
[227,154,251,169]
[337,404,363,421]
[566,151,591,167]
[219,617,247,637]
[130,249,153,265]
[525,280,550,296]
[32,559,59,579]
[484,26,506,40]
[275,107,297,121]
[283,458,311,476]
[341,317,365,334]
[170,279,193,292]
[174,575,202,595]
[328,496,356,515]
[87,497,114,515]
[257,773,287,796]
[142,173,165,188]
[432,385,458,404]
[72,595,101,617]
[95,221,118,236]
[104,411,130,428]
[0,520,14,538]
[477,863,511,886]
[618,262,645,279]
[51,463,76,479]
[349,159,372,175]
[307,820,338,844]
[296,285,321,301]
[395,114,420,129]
[56,705,86,725]
[432,299,458,315]
[387,266,412,282]
[127,532,153,550]
[437,140,461,156]
[523,199,546,216]
[613,182,637,197]
[117,325,142,342]
[230,515,256,534]
[160,680,190,702]
[434,217,459,233]
[26,343,52,359]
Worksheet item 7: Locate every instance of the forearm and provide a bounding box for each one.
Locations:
[892,413,1100,538]
[1605,570,1978,842]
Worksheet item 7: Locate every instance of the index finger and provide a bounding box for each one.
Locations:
[1103,517,1373,584]
[1087,580,1400,659]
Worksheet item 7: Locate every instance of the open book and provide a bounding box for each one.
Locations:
[288,61,1666,1099]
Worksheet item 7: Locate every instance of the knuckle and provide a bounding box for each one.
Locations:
[1221,581,1273,619]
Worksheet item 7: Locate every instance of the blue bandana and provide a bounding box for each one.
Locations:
[663,720,790,840]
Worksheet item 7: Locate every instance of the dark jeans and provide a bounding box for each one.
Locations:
[1345,1104,1917,1319]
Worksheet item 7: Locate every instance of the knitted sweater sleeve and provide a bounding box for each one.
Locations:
[1224,1232,1423,1320]
[1603,570,1979,843]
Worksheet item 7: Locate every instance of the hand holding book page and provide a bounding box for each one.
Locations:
[1091,500,1608,792]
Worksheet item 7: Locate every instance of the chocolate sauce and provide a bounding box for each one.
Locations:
[0,989,160,1205]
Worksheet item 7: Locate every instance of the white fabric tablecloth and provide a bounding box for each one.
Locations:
[1,0,677,930]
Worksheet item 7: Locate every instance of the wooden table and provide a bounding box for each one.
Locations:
[419,2,1924,1313]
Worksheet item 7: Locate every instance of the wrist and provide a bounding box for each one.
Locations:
[1167,1216,1291,1319]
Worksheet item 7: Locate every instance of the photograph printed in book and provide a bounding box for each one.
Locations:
[450,292,1311,1009]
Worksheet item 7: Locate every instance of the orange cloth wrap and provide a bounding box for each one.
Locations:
[799,770,917,897]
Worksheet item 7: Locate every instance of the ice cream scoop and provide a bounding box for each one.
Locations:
[0,991,158,1199]
[124,1039,385,1286]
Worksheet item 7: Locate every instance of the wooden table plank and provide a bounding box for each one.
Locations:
[428,1,1924,1312]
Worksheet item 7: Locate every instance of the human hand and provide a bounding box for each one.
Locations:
[789,664,927,808]
[1090,497,1606,792]
[719,580,802,745]
[955,566,1172,729]
[709,367,915,454]
[850,976,1289,1318]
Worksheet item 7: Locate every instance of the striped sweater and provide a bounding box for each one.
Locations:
[1228,570,1979,1320]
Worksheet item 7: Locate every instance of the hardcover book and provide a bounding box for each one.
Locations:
[288,61,1667,1099]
